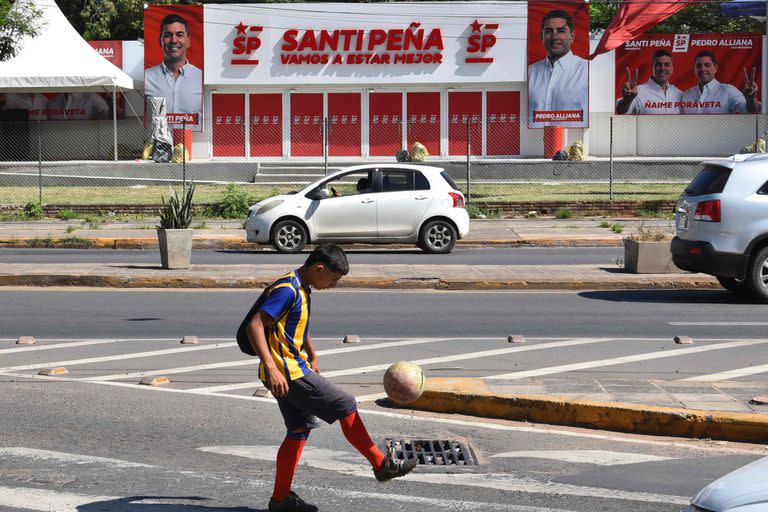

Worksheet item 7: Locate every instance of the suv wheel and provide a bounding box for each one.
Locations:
[272,220,307,253]
[745,246,768,303]
[716,276,750,296]
[419,220,457,254]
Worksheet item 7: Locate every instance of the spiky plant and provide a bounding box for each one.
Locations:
[158,184,196,229]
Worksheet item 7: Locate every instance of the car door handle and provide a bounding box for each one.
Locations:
[415,196,429,200]
[361,198,374,204]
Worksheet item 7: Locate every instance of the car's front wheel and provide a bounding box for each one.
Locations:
[272,219,308,253]
[745,246,768,303]
[716,276,750,296]
[419,220,457,254]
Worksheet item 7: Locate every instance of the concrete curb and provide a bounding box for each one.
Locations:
[0,274,720,290]
[405,378,768,444]
[0,236,625,250]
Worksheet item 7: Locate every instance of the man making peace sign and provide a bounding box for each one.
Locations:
[617,50,683,115]
[680,51,761,114]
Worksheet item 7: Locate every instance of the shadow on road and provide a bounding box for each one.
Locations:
[578,289,756,304]
[77,496,264,512]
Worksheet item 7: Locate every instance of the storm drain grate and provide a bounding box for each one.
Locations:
[381,439,479,466]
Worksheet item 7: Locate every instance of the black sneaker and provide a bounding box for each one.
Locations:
[268,491,318,512]
[373,452,417,482]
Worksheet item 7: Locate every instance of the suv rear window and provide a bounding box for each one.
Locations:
[684,165,732,196]
[440,171,460,191]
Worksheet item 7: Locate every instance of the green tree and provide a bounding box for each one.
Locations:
[0,0,43,61]
[590,1,763,34]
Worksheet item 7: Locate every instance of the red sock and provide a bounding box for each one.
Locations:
[272,431,308,502]
[339,410,386,470]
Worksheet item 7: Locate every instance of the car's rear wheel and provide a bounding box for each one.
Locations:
[716,276,749,296]
[272,220,307,253]
[745,246,768,303]
[419,220,457,254]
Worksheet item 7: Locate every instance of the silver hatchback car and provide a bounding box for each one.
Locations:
[671,153,768,303]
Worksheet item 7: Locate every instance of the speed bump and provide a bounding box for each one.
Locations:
[16,336,35,345]
[139,376,169,386]
[343,334,361,344]
[507,335,525,343]
[180,336,199,345]
[38,367,68,376]
[674,336,693,344]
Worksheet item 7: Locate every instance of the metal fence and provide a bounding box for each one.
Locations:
[0,113,765,211]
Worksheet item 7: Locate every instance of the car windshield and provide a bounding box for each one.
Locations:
[684,165,732,196]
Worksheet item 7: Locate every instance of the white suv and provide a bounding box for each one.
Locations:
[245,164,469,253]
[672,153,768,302]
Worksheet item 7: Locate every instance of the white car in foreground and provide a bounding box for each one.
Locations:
[685,456,768,512]
[246,164,469,253]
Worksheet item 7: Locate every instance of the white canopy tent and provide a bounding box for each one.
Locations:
[0,0,135,159]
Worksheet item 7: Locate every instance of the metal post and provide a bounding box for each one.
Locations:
[182,119,187,195]
[112,84,118,161]
[466,118,471,204]
[323,117,329,175]
[37,120,42,206]
[608,116,614,201]
[757,115,761,152]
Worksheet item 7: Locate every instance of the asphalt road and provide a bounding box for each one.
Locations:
[0,247,624,266]
[1,288,766,512]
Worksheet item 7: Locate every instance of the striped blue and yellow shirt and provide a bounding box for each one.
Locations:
[257,270,312,382]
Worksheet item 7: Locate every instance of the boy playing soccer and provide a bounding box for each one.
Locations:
[247,243,417,512]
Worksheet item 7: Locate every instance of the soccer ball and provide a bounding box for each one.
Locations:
[383,361,425,404]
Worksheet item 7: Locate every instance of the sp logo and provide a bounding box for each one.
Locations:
[231,22,262,65]
[466,19,498,63]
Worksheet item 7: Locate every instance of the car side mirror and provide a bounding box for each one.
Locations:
[316,188,330,200]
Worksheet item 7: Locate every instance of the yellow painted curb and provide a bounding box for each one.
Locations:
[38,367,68,376]
[408,378,768,444]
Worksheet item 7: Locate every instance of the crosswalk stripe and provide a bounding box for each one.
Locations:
[0,485,116,512]
[191,337,615,394]
[0,338,123,354]
[486,338,768,380]
[680,362,768,382]
[82,337,450,381]
[0,343,235,372]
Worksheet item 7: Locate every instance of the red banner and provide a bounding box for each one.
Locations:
[486,91,520,156]
[290,93,323,156]
[527,1,589,129]
[250,93,282,157]
[212,94,244,157]
[369,92,402,157]
[448,92,481,156]
[407,92,440,156]
[615,33,763,115]
[328,93,361,156]
[144,5,204,130]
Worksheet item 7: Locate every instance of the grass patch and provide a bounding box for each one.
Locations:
[57,209,78,220]
[636,205,675,219]
[27,236,95,248]
[0,182,684,206]
[466,203,502,219]
[599,221,611,228]
[65,225,78,233]
[23,202,44,219]
[192,222,207,229]
[611,224,624,234]
[555,208,574,219]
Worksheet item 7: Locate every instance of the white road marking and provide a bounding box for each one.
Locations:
[0,447,155,468]
[669,322,768,326]
[680,362,768,382]
[0,342,235,372]
[2,370,760,453]
[193,337,615,393]
[355,392,388,403]
[486,338,768,380]
[489,450,672,466]
[198,445,689,505]
[0,486,117,512]
[82,337,450,382]
[0,338,124,354]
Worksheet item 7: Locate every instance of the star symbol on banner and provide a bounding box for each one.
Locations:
[470,19,483,32]
[235,22,248,35]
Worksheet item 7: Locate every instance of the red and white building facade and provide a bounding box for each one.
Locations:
[201,2,531,159]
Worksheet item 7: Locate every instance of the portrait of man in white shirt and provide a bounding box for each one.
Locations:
[145,13,203,128]
[680,50,761,114]
[617,50,683,115]
[528,9,589,128]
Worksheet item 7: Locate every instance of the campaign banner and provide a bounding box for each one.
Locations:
[527,0,589,129]
[615,33,763,115]
[144,5,204,130]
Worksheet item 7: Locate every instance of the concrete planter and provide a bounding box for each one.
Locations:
[623,239,682,274]
[157,228,193,269]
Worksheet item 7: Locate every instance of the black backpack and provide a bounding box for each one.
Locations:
[236,284,298,356]
[236,285,274,356]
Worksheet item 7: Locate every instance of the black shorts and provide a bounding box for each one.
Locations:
[276,371,357,432]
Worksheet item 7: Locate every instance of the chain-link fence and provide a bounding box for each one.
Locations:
[0,112,766,213]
